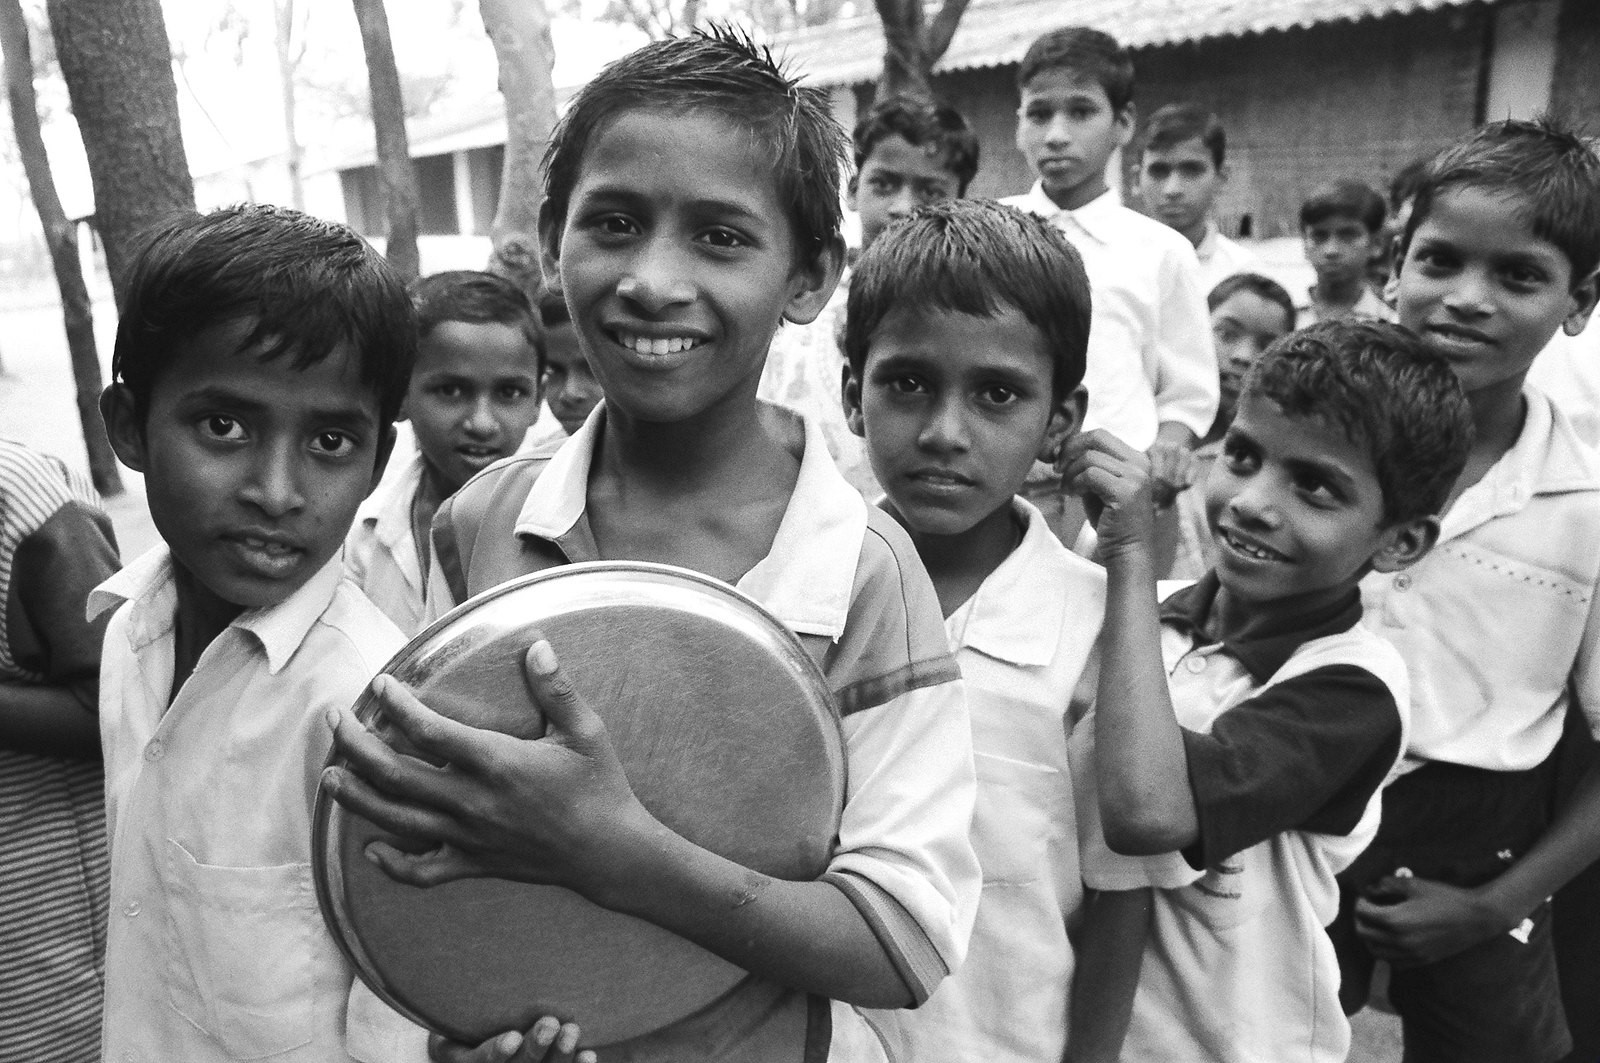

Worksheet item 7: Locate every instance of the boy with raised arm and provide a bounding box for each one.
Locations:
[1065,321,1472,1061]
[324,30,980,1063]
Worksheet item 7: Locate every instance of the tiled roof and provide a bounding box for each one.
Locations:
[774,0,1489,87]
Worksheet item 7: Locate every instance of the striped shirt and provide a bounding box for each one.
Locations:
[0,440,118,1062]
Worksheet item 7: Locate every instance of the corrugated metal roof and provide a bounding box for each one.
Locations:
[775,0,1490,87]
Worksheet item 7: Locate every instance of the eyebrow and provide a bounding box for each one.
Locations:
[176,386,377,430]
[1285,455,1359,494]
[577,185,768,226]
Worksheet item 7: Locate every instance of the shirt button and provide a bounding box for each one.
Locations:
[1393,573,1412,591]
[124,901,141,918]
[144,739,164,762]
[1185,656,1207,674]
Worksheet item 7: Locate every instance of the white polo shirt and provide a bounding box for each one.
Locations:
[1362,386,1600,772]
[89,549,407,1063]
[1194,222,1263,294]
[867,499,1193,1063]
[1002,185,1219,450]
[1125,577,1409,1063]
[418,407,981,1062]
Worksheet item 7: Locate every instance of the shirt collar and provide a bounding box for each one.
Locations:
[1443,385,1600,539]
[511,403,867,640]
[1016,182,1121,245]
[356,449,425,552]
[1158,571,1362,682]
[1195,222,1221,262]
[955,498,1102,667]
[88,545,348,674]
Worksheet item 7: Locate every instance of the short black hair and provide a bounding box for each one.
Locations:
[1243,320,1472,525]
[844,199,1090,403]
[112,203,415,427]
[1403,115,1600,283]
[542,25,848,268]
[1207,272,1295,326]
[1300,178,1387,233]
[410,270,543,375]
[1143,102,1225,168]
[853,95,980,195]
[1388,155,1434,213]
[1017,27,1134,114]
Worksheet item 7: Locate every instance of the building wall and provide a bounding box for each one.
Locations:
[859,6,1491,237]
[1552,0,1600,130]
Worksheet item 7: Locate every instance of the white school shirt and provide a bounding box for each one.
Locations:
[410,408,981,1062]
[1529,326,1600,447]
[1194,222,1263,294]
[345,449,428,636]
[866,499,1192,1063]
[1002,184,1219,449]
[1362,386,1600,772]
[89,549,408,1063]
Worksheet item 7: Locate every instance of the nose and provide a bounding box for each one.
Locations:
[463,395,498,438]
[1044,112,1074,147]
[241,439,305,519]
[1442,267,1494,318]
[917,394,969,453]
[887,185,918,219]
[1226,474,1281,529]
[1160,173,1185,199]
[617,236,694,314]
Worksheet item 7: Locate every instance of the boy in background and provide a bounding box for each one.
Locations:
[843,198,1183,1063]
[537,290,604,440]
[0,440,118,1060]
[89,204,422,1062]
[760,94,979,495]
[346,270,546,635]
[1297,178,1392,326]
[1168,272,1296,579]
[1335,117,1600,1063]
[1136,102,1260,292]
[1002,27,1217,509]
[1066,320,1472,1062]
[325,31,980,1063]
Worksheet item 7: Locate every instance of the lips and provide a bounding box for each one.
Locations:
[609,329,707,356]
[222,530,305,578]
[906,468,976,491]
[454,444,505,469]
[1425,322,1496,347]
[1217,525,1289,564]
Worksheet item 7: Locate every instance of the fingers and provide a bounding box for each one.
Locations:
[362,839,485,888]
[370,675,501,773]
[522,641,602,745]
[512,1018,592,1063]
[428,1030,525,1063]
[319,763,463,845]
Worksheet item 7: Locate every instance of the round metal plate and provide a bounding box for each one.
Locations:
[312,561,844,1047]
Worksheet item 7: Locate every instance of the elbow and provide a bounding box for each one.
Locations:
[1103,811,1189,857]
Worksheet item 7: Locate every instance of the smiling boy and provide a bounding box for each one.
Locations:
[324,31,980,1063]
[88,204,417,1061]
[1065,321,1472,1061]
[1332,118,1600,1063]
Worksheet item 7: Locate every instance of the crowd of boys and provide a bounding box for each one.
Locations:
[4,19,1599,1063]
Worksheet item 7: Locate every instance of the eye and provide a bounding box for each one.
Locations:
[1068,105,1096,120]
[867,175,898,195]
[311,431,357,459]
[1292,471,1340,504]
[977,384,1020,407]
[697,227,748,250]
[1503,264,1548,289]
[497,383,532,402]
[543,366,568,386]
[200,415,246,442]
[1024,105,1053,124]
[432,381,466,399]
[883,374,928,396]
[1222,436,1260,473]
[915,182,954,205]
[589,213,638,238]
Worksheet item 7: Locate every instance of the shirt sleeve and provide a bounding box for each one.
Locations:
[8,500,120,711]
[822,677,981,1006]
[1150,242,1220,439]
[1180,663,1402,869]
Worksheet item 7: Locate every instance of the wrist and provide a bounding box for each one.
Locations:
[1474,875,1541,934]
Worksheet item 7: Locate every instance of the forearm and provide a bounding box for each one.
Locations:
[1478,760,1600,927]
[1097,548,1199,854]
[595,818,913,1008]
[0,679,101,759]
[1066,887,1150,1063]
[1153,421,1198,452]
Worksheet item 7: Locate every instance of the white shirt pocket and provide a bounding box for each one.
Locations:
[162,839,317,1060]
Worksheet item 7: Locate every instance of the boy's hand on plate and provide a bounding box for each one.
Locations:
[429,1017,596,1063]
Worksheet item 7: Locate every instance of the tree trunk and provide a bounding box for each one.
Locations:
[351,0,420,282]
[45,0,194,307]
[2,0,122,494]
[478,0,559,300]
[873,0,971,102]
[274,0,305,210]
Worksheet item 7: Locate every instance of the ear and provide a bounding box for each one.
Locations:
[1563,270,1599,338]
[1038,384,1088,465]
[537,200,564,298]
[370,422,397,494]
[100,385,148,474]
[840,361,865,438]
[1113,102,1136,147]
[1369,515,1439,574]
[845,172,860,213]
[783,233,847,326]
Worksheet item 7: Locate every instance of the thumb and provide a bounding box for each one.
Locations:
[1374,873,1421,899]
[522,639,599,742]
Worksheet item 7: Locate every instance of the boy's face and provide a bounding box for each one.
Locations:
[103,320,390,613]
[1016,70,1131,210]
[1205,392,1418,613]
[542,319,604,436]
[406,319,543,493]
[850,134,962,250]
[844,305,1081,539]
[1138,138,1223,239]
[1303,216,1378,287]
[539,108,842,428]
[1211,290,1293,425]
[1396,187,1600,396]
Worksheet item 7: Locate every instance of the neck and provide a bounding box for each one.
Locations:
[594,387,789,496]
[894,501,1022,618]
[417,458,457,510]
[1206,580,1354,645]
[1448,376,1528,506]
[1181,218,1209,249]
[1045,176,1108,213]
[170,560,247,704]
[1313,275,1364,309]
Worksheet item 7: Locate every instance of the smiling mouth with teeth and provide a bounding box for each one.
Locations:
[613,330,704,356]
[1221,528,1288,562]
